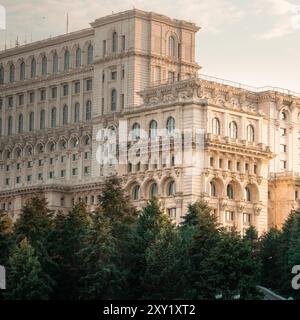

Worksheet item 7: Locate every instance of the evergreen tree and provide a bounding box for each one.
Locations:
[4,238,51,300]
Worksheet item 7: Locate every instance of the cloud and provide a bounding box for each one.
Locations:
[254,0,296,16]
[257,17,294,39]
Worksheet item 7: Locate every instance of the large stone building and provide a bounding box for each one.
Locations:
[0,9,299,234]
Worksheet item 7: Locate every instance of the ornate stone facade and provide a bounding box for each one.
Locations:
[0,9,300,234]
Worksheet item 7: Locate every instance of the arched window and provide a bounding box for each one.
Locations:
[20,62,25,80]
[168,181,176,196]
[41,56,47,76]
[227,184,234,199]
[51,107,57,128]
[168,35,175,57]
[112,32,118,53]
[281,111,287,120]
[62,105,68,125]
[74,103,80,123]
[31,58,36,78]
[29,112,34,131]
[87,45,93,65]
[149,183,158,198]
[245,187,251,202]
[247,125,255,142]
[166,116,175,135]
[111,89,117,111]
[132,185,140,201]
[40,110,45,129]
[53,52,58,73]
[9,64,15,82]
[64,50,70,71]
[18,114,23,133]
[85,100,92,120]
[212,117,220,135]
[8,116,13,135]
[0,64,4,84]
[229,121,237,139]
[210,181,217,197]
[132,123,140,140]
[76,48,81,68]
[149,120,158,139]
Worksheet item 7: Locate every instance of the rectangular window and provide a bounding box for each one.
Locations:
[19,94,24,105]
[167,208,176,220]
[225,211,234,221]
[27,175,32,183]
[16,176,21,184]
[72,153,79,161]
[103,40,106,56]
[86,79,92,91]
[38,173,43,180]
[40,89,46,101]
[280,144,287,153]
[84,166,90,175]
[243,213,251,224]
[6,165,10,171]
[29,92,35,103]
[50,158,54,165]
[49,171,54,179]
[280,160,287,170]
[121,35,126,51]
[155,66,161,82]
[38,159,44,166]
[121,94,125,109]
[245,163,249,173]
[280,128,287,136]
[111,71,117,80]
[121,68,125,79]
[254,164,257,174]
[295,190,298,200]
[27,161,33,168]
[219,159,223,169]
[74,81,80,94]
[228,160,232,170]
[60,170,66,178]
[63,84,69,96]
[210,157,214,167]
[51,87,57,99]
[60,197,65,206]
[168,71,175,82]
[8,96,13,107]
[84,152,91,160]
[72,168,78,176]
[61,155,66,163]
[237,162,240,171]
[5,178,10,186]
[17,163,21,170]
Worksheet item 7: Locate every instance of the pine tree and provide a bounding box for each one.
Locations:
[4,238,51,300]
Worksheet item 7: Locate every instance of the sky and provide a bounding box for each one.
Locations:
[0,0,299,92]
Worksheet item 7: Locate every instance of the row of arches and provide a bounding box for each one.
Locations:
[1,134,91,160]
[0,44,93,84]
[212,117,255,142]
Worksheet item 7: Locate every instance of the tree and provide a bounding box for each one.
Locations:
[4,238,51,300]
[0,211,13,266]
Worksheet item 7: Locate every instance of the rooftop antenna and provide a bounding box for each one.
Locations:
[16,36,19,47]
[66,13,69,34]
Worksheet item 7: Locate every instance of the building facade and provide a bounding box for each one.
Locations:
[0,9,299,234]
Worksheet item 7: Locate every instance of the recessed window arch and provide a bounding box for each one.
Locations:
[62,105,68,125]
[29,112,34,131]
[40,109,45,129]
[51,107,57,128]
[31,58,36,78]
[18,114,24,133]
[247,124,255,142]
[167,180,176,196]
[210,181,217,197]
[212,117,220,135]
[9,64,15,82]
[132,123,140,140]
[227,184,234,199]
[168,35,175,57]
[85,100,92,120]
[41,56,47,76]
[20,61,25,80]
[149,120,158,139]
[149,182,158,198]
[53,52,58,73]
[8,116,13,135]
[76,47,81,68]
[132,185,141,201]
[229,121,238,139]
[111,89,117,111]
[64,50,70,71]
[87,44,93,65]
[74,103,80,123]
[166,116,175,135]
[0,64,4,84]
[245,187,251,202]
[112,32,118,53]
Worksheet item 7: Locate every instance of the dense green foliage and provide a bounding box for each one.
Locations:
[1,176,300,300]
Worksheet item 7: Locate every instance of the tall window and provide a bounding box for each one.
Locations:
[245,187,251,202]
[166,116,175,135]
[87,45,93,65]
[29,112,34,131]
[86,100,92,120]
[20,62,25,80]
[210,181,217,197]
[64,50,70,71]
[41,56,47,76]
[229,121,237,139]
[212,117,220,135]
[111,89,117,111]
[132,123,140,140]
[227,184,234,199]
[53,52,58,73]
[247,125,255,142]
[149,120,158,139]
[132,185,140,201]
[62,105,68,125]
[18,114,23,133]
[51,107,57,128]
[112,32,118,53]
[74,103,80,123]
[168,36,175,57]
[76,48,81,68]
[31,58,36,78]
[150,183,158,198]
[168,181,176,196]
[8,116,13,135]
[40,110,45,129]
[0,64,4,84]
[9,64,15,82]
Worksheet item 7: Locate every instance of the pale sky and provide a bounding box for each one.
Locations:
[0,0,299,92]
